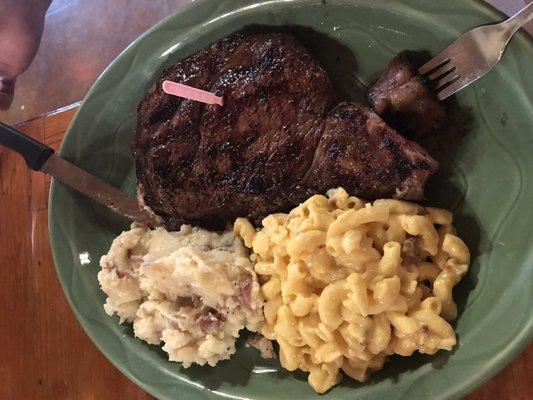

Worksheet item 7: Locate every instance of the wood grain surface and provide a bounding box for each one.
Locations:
[0,106,531,399]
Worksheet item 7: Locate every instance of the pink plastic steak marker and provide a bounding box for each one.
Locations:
[162,80,223,106]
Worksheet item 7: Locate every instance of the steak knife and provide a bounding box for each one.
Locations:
[0,122,155,226]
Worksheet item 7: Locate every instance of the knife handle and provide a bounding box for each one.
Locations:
[0,122,54,170]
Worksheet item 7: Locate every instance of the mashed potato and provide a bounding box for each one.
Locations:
[98,224,264,367]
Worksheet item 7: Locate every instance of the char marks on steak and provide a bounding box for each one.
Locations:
[304,103,438,200]
[367,52,445,138]
[135,33,438,230]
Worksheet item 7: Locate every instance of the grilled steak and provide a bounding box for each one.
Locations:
[367,52,445,138]
[134,33,438,230]
[304,102,437,200]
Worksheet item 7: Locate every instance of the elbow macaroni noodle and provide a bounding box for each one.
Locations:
[234,188,470,393]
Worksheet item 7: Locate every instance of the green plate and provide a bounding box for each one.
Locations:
[49,1,533,399]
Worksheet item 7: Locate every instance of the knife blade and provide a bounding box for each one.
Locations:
[41,153,154,224]
[0,122,156,226]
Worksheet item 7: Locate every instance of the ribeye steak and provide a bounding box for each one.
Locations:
[367,52,445,138]
[134,33,438,230]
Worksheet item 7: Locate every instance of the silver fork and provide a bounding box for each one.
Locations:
[419,3,533,100]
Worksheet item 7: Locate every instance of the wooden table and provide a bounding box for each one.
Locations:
[1,106,531,399]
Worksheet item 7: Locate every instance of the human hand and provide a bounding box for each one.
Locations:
[0,0,51,110]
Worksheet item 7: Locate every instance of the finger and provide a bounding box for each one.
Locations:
[0,92,13,110]
[0,77,15,110]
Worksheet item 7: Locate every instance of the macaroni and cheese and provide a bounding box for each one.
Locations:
[235,188,470,393]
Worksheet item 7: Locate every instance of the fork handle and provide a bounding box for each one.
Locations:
[502,2,533,35]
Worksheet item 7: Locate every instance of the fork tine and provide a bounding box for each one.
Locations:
[437,78,465,100]
[435,73,461,91]
[419,55,451,75]
[427,64,456,81]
